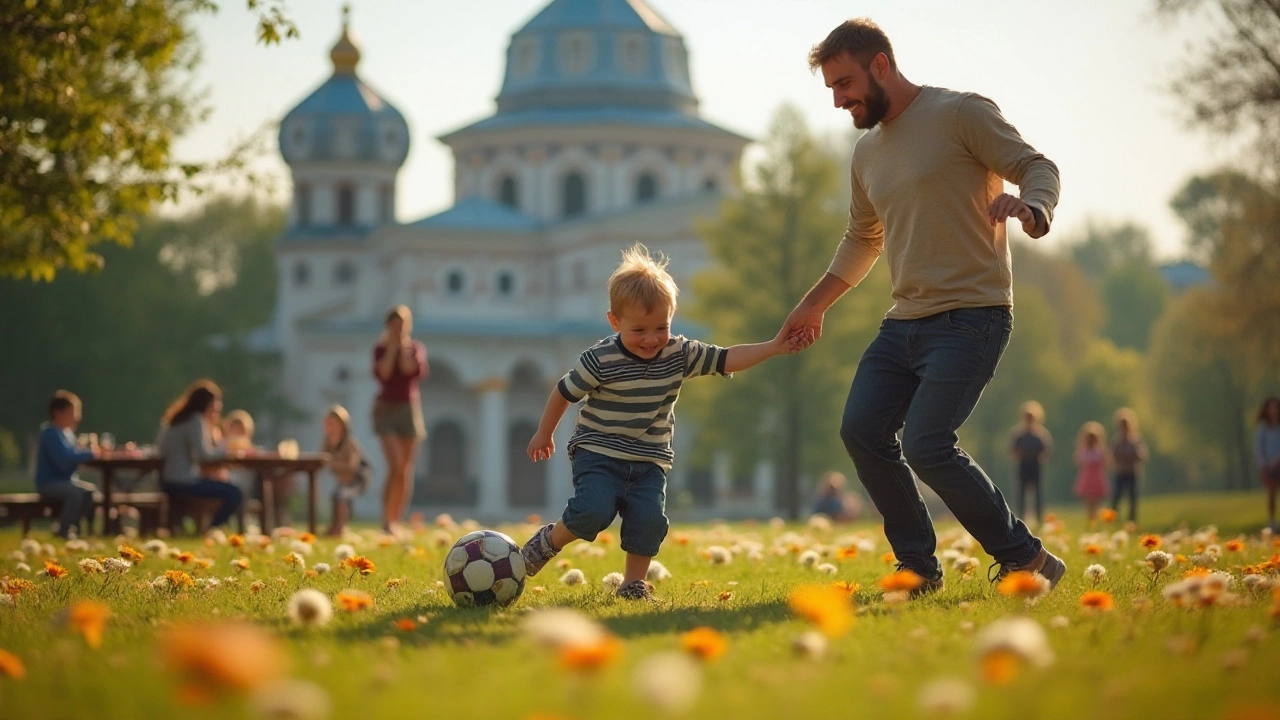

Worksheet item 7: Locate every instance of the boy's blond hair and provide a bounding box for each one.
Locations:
[223,409,255,438]
[607,244,679,317]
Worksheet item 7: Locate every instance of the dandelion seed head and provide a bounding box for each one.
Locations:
[560,568,587,586]
[601,572,624,591]
[287,589,333,627]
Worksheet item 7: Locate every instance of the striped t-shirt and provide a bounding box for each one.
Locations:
[557,334,730,470]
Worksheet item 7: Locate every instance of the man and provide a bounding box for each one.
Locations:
[783,18,1065,592]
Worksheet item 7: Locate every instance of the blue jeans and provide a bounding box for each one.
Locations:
[162,479,243,528]
[38,478,98,537]
[562,448,669,557]
[840,307,1040,580]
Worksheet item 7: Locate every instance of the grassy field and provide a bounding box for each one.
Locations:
[0,491,1277,720]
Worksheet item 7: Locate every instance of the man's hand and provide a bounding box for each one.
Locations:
[527,430,555,462]
[988,193,1041,236]
[781,302,824,352]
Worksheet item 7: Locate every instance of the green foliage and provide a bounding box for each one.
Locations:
[1010,240,1102,363]
[0,195,285,456]
[1099,263,1169,351]
[0,428,20,471]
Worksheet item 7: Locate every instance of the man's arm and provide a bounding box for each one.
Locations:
[957,94,1060,239]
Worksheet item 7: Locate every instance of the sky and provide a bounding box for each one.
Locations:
[177,0,1235,260]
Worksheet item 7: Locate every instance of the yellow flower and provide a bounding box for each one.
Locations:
[228,534,245,548]
[297,532,317,544]
[1140,534,1162,550]
[996,571,1043,598]
[336,589,373,612]
[194,558,213,570]
[340,556,376,575]
[836,547,859,561]
[176,552,195,565]
[66,601,110,649]
[1078,591,1114,612]
[878,570,923,592]
[2,578,34,595]
[558,635,622,672]
[0,649,26,679]
[787,585,853,638]
[1099,509,1118,523]
[830,580,860,596]
[386,578,405,589]
[680,627,727,662]
[118,545,145,563]
[161,622,285,697]
[232,558,250,572]
[43,561,68,580]
[165,570,195,589]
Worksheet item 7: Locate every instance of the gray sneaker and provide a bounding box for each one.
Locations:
[520,523,560,578]
[989,548,1067,590]
[616,579,654,601]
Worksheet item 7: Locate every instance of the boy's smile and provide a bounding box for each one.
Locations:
[607,302,672,360]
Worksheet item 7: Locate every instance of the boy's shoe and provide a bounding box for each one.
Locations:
[616,579,654,601]
[989,548,1067,590]
[520,523,560,578]
[897,563,944,598]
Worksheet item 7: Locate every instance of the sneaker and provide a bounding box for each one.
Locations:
[989,548,1067,590]
[897,562,944,598]
[520,523,560,578]
[616,579,654,601]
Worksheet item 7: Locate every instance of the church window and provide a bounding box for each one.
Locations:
[618,34,648,75]
[513,38,540,79]
[562,172,586,218]
[296,183,313,227]
[703,176,718,193]
[293,261,310,287]
[379,184,393,223]
[635,173,658,204]
[334,260,356,285]
[498,175,519,209]
[337,184,356,226]
[496,271,516,298]
[558,32,593,75]
[446,269,467,296]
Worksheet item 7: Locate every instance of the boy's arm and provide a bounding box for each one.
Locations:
[722,336,788,374]
[46,430,95,473]
[527,391,571,462]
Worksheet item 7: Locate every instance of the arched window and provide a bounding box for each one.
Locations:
[496,271,516,298]
[420,421,469,503]
[498,175,519,209]
[334,261,356,285]
[293,261,310,287]
[378,184,393,224]
[296,183,313,227]
[446,269,466,296]
[337,184,356,226]
[562,172,586,218]
[635,173,658,204]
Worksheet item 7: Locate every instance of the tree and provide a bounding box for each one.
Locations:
[1066,221,1155,281]
[1099,263,1170,351]
[0,1,296,281]
[686,106,889,518]
[1155,0,1280,163]
[1011,239,1104,363]
[0,195,284,457]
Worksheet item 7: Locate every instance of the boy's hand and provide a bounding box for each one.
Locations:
[527,430,555,462]
[773,324,803,355]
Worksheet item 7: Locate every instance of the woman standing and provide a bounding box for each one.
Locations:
[157,380,243,529]
[372,305,427,534]
[1255,397,1280,533]
[1109,408,1148,523]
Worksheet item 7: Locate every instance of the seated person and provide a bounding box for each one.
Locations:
[156,380,242,530]
[811,471,864,523]
[35,390,100,538]
[321,405,370,537]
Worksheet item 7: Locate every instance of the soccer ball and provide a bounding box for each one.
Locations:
[443,530,526,607]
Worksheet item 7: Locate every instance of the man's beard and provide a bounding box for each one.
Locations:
[849,75,889,129]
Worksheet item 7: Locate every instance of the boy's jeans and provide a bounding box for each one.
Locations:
[840,306,1041,580]
[38,478,98,537]
[562,448,668,557]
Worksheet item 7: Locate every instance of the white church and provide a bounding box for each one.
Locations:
[267,0,780,520]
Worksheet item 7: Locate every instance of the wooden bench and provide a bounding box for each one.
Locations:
[166,496,263,535]
[0,491,167,537]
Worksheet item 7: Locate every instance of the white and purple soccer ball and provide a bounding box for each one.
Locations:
[443,530,526,607]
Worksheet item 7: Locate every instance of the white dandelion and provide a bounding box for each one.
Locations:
[1146,551,1174,573]
[283,552,307,572]
[102,558,131,574]
[706,546,732,565]
[1049,616,1070,629]
[792,631,828,659]
[952,556,980,575]
[797,550,820,567]
[250,680,332,720]
[206,529,228,546]
[290,540,314,556]
[150,576,170,589]
[287,589,334,628]
[522,608,607,649]
[1084,564,1107,584]
[633,652,702,714]
[974,618,1054,669]
[15,563,31,574]
[143,539,168,556]
[41,543,57,557]
[19,539,41,556]
[334,544,356,561]
[560,568,587,586]
[312,562,332,575]
[917,678,975,716]
[78,558,104,575]
[8,550,25,563]
[807,515,833,532]
[646,561,671,583]
[601,572,625,592]
[65,539,89,553]
[0,595,13,608]
[817,563,839,575]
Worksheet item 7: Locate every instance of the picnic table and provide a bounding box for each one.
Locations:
[85,452,330,535]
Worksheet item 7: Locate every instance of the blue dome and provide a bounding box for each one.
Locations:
[496,0,696,115]
[279,19,410,166]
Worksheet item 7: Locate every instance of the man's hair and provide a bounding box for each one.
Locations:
[48,390,81,419]
[607,244,679,317]
[808,18,896,72]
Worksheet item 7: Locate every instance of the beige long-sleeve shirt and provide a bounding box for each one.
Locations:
[828,86,1061,319]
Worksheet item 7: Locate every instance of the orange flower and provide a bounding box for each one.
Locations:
[718,591,733,602]
[1084,544,1103,556]
[1225,540,1245,553]
[1099,509,1118,523]
[161,622,285,696]
[878,570,924,592]
[297,532,317,544]
[394,618,417,632]
[981,649,1021,685]
[680,627,727,662]
[0,649,26,679]
[1044,513,1058,523]
[228,534,245,548]
[830,580,860,596]
[1139,534,1162,550]
[1183,567,1212,579]
[787,585,854,638]
[65,601,110,649]
[672,533,690,546]
[165,570,195,589]
[336,589,373,612]
[880,552,896,565]
[194,558,212,570]
[837,547,859,561]
[43,560,68,580]
[596,532,614,546]
[118,545,145,563]
[176,552,195,565]
[997,571,1044,598]
[2,578,34,596]
[232,558,250,572]
[558,635,622,672]
[1079,591,1114,612]
[340,556,376,575]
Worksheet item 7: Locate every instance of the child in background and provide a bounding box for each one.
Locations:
[1109,408,1148,523]
[35,390,100,538]
[520,244,794,600]
[1074,421,1108,523]
[220,410,257,497]
[322,405,369,537]
[1255,397,1280,533]
[1009,400,1053,525]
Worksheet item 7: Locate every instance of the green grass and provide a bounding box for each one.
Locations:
[0,491,1278,720]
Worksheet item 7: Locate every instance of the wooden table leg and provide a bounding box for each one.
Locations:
[101,467,115,536]
[259,472,274,536]
[307,470,317,535]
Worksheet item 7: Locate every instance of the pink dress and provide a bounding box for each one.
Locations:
[1074,448,1108,501]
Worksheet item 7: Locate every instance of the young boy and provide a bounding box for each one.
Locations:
[522,244,792,600]
[35,390,101,538]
